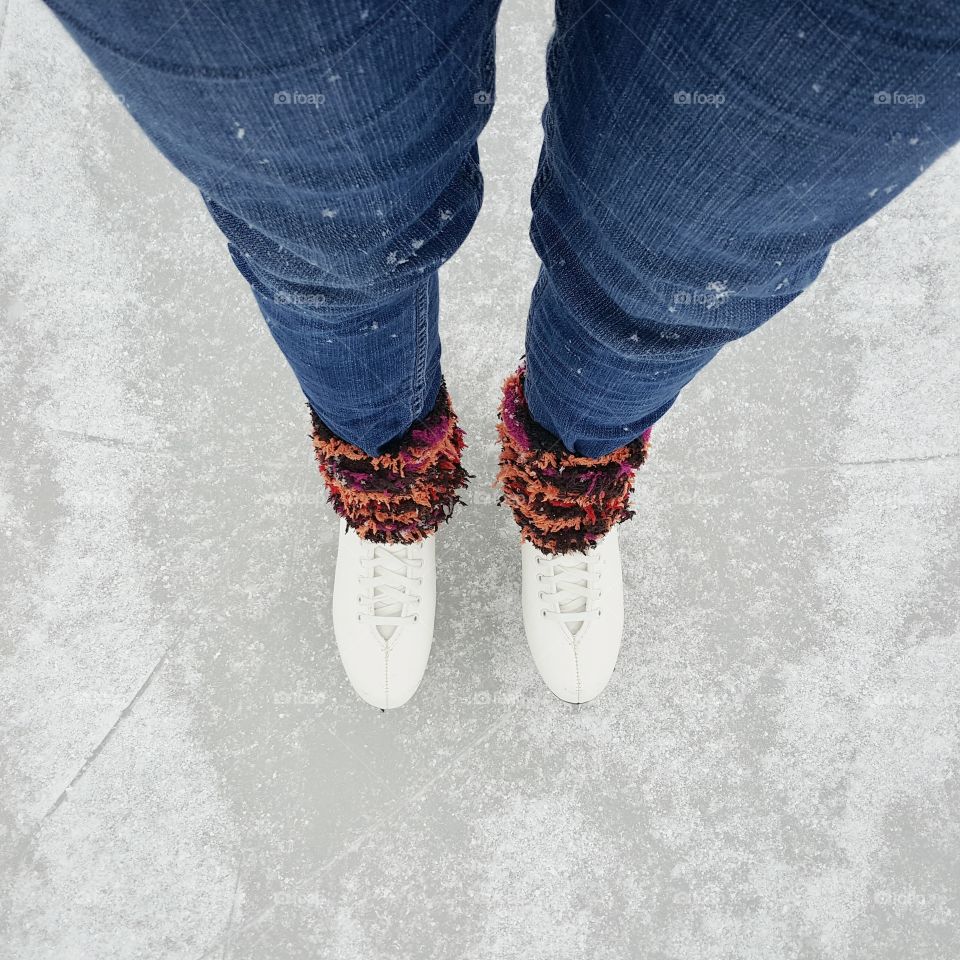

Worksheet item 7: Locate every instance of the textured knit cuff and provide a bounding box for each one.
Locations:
[496,366,651,555]
[310,382,469,544]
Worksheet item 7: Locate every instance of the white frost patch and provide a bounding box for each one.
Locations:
[774,464,959,948]
[703,279,731,309]
[476,794,621,959]
[6,671,239,959]
[0,3,238,952]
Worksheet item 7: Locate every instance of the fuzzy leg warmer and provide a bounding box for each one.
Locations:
[496,366,651,555]
[310,382,469,544]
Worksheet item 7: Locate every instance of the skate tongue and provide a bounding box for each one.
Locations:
[553,557,591,635]
[550,553,593,636]
[362,542,421,641]
[373,577,402,641]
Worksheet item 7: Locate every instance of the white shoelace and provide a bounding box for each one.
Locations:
[537,549,602,634]
[357,542,424,639]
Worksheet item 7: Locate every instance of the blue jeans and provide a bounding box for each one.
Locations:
[46,0,960,457]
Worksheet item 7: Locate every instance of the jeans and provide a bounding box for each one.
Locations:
[46,0,960,457]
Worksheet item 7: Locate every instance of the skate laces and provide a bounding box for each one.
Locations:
[357,541,424,637]
[536,549,601,634]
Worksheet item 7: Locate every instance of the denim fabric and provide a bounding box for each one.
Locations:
[46,0,500,452]
[523,0,960,454]
[46,0,960,456]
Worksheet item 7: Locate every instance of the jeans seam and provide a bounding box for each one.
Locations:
[530,153,553,213]
[530,267,548,307]
[410,279,430,420]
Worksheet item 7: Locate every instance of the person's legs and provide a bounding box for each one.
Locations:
[45,0,500,708]
[45,0,500,455]
[504,0,960,702]
[524,0,960,458]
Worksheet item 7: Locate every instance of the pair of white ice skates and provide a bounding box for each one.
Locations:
[332,521,624,709]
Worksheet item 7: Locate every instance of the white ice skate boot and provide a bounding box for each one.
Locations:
[521,526,623,704]
[332,522,435,709]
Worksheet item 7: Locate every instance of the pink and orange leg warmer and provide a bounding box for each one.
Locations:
[310,381,470,544]
[309,368,650,553]
[496,366,651,555]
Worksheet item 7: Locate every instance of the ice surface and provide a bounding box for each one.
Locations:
[1,0,958,957]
